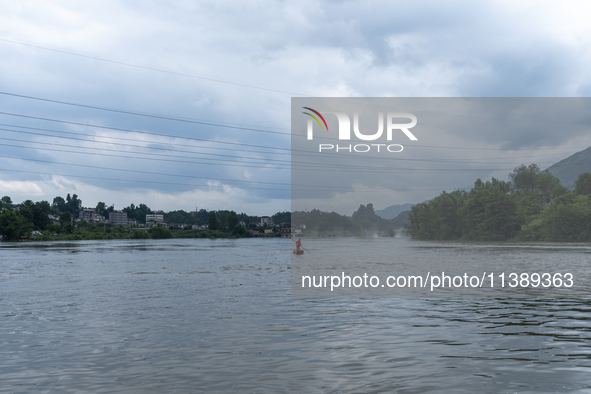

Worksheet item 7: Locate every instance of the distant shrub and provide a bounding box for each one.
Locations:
[150,226,172,239]
[131,230,150,239]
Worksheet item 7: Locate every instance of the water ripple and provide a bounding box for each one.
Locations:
[0,238,590,392]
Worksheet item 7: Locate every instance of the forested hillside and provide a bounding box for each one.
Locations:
[406,164,591,241]
[546,146,591,189]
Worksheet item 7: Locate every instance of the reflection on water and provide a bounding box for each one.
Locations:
[1,238,590,393]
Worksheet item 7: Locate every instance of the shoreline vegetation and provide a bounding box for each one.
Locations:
[3,164,591,243]
[0,221,264,243]
[407,165,591,242]
[0,194,291,242]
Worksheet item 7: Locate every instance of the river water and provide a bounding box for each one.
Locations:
[1,238,590,393]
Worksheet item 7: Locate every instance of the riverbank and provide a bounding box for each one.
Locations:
[15,228,252,242]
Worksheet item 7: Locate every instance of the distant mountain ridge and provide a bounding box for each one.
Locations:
[374,203,415,220]
[546,146,591,190]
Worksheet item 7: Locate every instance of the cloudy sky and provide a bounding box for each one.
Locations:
[292,97,591,214]
[1,1,591,216]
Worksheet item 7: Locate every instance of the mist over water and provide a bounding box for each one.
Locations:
[1,238,590,393]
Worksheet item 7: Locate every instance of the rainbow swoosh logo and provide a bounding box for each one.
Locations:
[302,107,328,131]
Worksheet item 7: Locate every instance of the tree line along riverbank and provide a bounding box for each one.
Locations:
[0,194,291,242]
[406,165,591,242]
[0,218,258,242]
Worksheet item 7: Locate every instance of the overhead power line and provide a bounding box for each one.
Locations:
[0,167,290,191]
[0,167,467,194]
[0,91,295,135]
[0,109,584,163]
[3,38,591,130]
[0,135,560,170]
[0,140,547,176]
[0,95,587,153]
[0,128,292,164]
[0,154,295,186]
[0,122,289,157]
[0,141,292,171]
[0,38,307,97]
[0,126,570,166]
[0,111,292,151]
[2,155,501,190]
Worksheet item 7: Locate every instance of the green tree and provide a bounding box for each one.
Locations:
[96,202,107,217]
[232,223,247,237]
[406,164,591,242]
[137,204,152,222]
[509,164,540,193]
[18,200,35,223]
[68,194,82,216]
[227,211,239,230]
[515,192,543,222]
[208,212,219,231]
[32,201,52,230]
[406,202,431,239]
[60,212,72,224]
[17,200,52,230]
[1,196,12,204]
[164,209,196,225]
[575,172,591,196]
[52,196,67,213]
[272,211,291,225]
[534,171,567,204]
[47,224,61,235]
[219,213,227,232]
[429,191,466,239]
[123,203,153,223]
[459,178,521,241]
[0,209,30,240]
[536,193,591,241]
[150,226,172,239]
[194,209,210,225]
[131,230,151,239]
[317,222,330,234]
[405,190,467,240]
[61,223,74,234]
[292,209,354,235]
